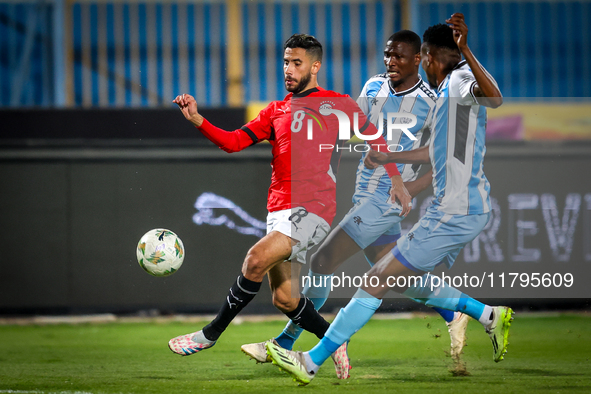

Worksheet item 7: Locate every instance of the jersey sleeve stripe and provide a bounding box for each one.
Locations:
[240,126,259,145]
[469,81,478,102]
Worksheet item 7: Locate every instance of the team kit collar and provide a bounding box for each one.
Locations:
[284,86,325,100]
[389,76,425,97]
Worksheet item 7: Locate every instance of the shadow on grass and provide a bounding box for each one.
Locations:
[508,368,586,377]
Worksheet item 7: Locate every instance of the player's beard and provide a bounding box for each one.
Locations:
[285,71,312,94]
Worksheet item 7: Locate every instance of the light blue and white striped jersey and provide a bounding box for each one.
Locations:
[354,73,437,202]
[430,60,493,215]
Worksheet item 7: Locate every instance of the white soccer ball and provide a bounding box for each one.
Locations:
[136,229,185,277]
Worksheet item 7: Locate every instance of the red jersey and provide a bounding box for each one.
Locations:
[197,86,399,225]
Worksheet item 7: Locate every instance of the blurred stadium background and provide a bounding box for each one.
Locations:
[0,0,590,315]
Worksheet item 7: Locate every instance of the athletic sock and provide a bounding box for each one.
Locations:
[402,274,463,311]
[432,307,456,323]
[480,305,494,326]
[303,270,333,310]
[284,296,330,340]
[275,331,296,350]
[401,274,493,325]
[202,274,261,341]
[277,270,333,350]
[191,330,215,345]
[457,296,493,326]
[308,336,340,367]
[308,288,381,366]
[303,352,321,375]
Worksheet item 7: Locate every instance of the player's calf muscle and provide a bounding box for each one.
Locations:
[272,290,300,312]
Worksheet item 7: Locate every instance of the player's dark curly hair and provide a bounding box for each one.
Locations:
[422,23,459,52]
[387,30,421,54]
[284,34,323,62]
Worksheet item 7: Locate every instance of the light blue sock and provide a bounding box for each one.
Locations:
[403,274,489,322]
[432,307,455,323]
[402,274,462,311]
[457,296,487,321]
[307,336,340,367]
[308,288,381,366]
[275,270,333,350]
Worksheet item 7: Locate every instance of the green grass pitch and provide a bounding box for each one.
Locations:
[1,314,590,393]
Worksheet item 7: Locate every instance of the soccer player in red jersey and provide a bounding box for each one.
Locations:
[167,34,411,376]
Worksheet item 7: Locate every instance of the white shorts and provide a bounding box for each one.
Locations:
[267,207,330,264]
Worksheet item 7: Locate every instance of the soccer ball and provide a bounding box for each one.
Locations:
[136,229,185,277]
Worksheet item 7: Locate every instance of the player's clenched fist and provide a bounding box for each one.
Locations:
[173,93,204,127]
[364,149,389,170]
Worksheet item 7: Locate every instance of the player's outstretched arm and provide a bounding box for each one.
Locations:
[446,13,503,108]
[173,93,259,153]
[364,145,430,169]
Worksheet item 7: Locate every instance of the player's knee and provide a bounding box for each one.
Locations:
[310,246,334,274]
[272,289,299,312]
[242,248,270,281]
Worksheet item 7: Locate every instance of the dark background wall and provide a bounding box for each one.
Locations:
[1,109,590,315]
[0,156,273,314]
